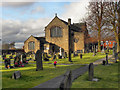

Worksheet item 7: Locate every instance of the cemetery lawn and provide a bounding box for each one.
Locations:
[72,62,119,88]
[2,63,83,88]
[43,52,106,64]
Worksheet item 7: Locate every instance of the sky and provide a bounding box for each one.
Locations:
[1,0,90,48]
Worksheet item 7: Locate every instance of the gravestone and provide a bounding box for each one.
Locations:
[73,52,78,57]
[65,52,67,58]
[35,50,43,71]
[12,71,21,79]
[88,63,94,81]
[113,46,115,57]
[115,52,118,63]
[58,54,62,59]
[80,54,82,59]
[102,60,106,65]
[60,69,72,89]
[106,53,108,64]
[53,55,56,60]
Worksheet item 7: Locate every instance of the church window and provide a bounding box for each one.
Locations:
[50,26,62,37]
[28,41,35,50]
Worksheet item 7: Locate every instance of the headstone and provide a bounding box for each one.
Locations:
[106,53,108,64]
[58,54,62,59]
[113,46,115,57]
[115,52,118,63]
[60,69,72,89]
[73,52,78,57]
[12,71,21,79]
[88,63,94,81]
[102,60,106,65]
[35,50,43,71]
[80,54,82,59]
[53,55,56,60]
[65,52,67,58]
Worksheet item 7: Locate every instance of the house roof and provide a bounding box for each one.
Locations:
[34,37,49,44]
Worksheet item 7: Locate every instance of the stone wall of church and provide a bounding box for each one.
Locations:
[74,32,85,52]
[24,36,40,53]
[45,17,69,53]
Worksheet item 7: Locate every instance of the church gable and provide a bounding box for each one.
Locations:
[45,16,68,30]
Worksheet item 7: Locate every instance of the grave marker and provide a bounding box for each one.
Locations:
[12,71,21,79]
[88,63,94,81]
[106,53,108,64]
[35,50,43,71]
[80,54,82,59]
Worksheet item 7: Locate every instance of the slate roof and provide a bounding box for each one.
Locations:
[34,37,49,44]
[59,18,84,32]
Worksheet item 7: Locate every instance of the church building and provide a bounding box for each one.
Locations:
[24,15,88,56]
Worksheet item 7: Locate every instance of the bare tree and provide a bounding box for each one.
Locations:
[86,1,108,52]
[105,1,120,53]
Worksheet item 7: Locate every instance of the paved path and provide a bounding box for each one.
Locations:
[93,55,112,65]
[31,65,88,89]
[30,55,112,89]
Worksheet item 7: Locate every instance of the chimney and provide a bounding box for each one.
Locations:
[68,18,71,25]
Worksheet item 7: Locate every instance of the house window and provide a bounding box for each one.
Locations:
[28,41,35,50]
[50,26,62,37]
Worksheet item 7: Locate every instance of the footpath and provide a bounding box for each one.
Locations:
[30,55,112,89]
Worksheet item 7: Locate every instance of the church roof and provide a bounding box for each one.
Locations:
[34,37,49,44]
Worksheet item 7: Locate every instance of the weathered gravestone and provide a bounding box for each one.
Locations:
[80,54,82,59]
[102,60,106,65]
[73,52,78,57]
[60,69,72,90]
[53,54,56,60]
[35,50,43,71]
[58,54,62,59]
[115,52,118,63]
[88,63,94,81]
[12,71,21,79]
[106,53,108,64]
[65,52,67,58]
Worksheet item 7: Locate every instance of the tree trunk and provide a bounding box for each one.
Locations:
[114,30,120,53]
[98,29,101,52]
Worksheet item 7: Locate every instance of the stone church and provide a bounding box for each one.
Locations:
[24,15,88,56]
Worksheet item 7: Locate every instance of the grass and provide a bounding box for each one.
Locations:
[2,63,83,88]
[71,62,119,88]
[1,52,113,88]
[43,52,106,64]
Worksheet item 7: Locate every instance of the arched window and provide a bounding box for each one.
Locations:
[28,41,35,50]
[50,26,62,37]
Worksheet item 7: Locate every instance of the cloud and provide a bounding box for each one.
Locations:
[1,2,36,7]
[2,18,51,44]
[61,0,90,23]
[31,6,45,14]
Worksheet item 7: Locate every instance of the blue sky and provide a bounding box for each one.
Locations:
[2,2,70,20]
[1,1,89,48]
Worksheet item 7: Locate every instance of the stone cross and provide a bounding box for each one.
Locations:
[35,50,43,71]
[88,63,94,81]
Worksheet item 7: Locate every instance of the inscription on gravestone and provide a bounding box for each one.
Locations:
[35,50,43,71]
[88,63,94,81]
